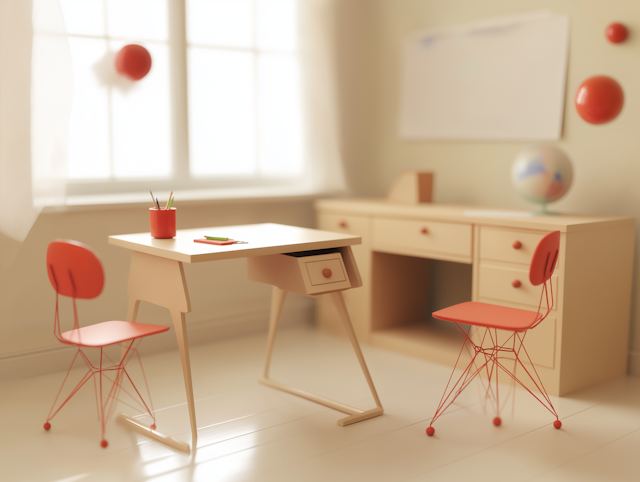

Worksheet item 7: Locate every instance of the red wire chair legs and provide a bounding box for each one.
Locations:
[44,339,158,447]
[427,323,561,436]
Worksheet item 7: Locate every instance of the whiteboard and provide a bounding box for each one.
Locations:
[399,11,570,141]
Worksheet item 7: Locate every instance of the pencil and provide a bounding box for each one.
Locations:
[165,191,173,210]
[150,191,157,208]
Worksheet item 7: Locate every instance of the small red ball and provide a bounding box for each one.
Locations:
[100,439,108,448]
[553,420,562,429]
[493,417,502,426]
[575,75,624,125]
[426,426,435,436]
[43,422,51,431]
[115,44,152,81]
[606,23,628,43]
[150,424,156,430]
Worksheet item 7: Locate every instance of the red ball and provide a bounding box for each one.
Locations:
[115,44,152,81]
[493,417,502,427]
[43,422,51,431]
[575,76,624,124]
[553,420,562,429]
[606,23,628,43]
[100,439,109,448]
[426,426,435,436]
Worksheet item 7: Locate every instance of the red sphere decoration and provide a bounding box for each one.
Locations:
[426,426,435,436]
[115,44,152,81]
[493,417,502,427]
[100,439,109,448]
[43,422,51,431]
[553,420,562,429]
[606,23,628,43]
[575,75,624,124]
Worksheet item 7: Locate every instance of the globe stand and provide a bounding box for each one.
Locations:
[533,201,560,215]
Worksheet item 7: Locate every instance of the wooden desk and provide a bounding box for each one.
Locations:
[315,199,635,396]
[109,223,383,452]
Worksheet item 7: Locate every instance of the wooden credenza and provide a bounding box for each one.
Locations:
[315,199,635,396]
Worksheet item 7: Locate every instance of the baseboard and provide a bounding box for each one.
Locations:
[628,350,640,377]
[0,296,314,381]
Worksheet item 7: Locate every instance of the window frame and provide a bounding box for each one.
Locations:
[62,0,310,199]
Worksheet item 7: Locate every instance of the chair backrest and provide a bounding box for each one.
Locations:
[529,231,560,286]
[46,240,104,299]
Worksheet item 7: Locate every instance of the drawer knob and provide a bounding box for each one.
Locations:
[339,221,347,228]
[512,279,522,288]
[420,227,429,234]
[322,268,333,278]
[512,240,522,250]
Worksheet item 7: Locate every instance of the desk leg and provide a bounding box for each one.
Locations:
[329,291,383,425]
[170,309,198,449]
[259,286,384,426]
[118,252,194,453]
[263,287,287,379]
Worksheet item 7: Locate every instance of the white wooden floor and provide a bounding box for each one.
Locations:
[2,325,640,482]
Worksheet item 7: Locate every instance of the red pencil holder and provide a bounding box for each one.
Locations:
[150,208,176,239]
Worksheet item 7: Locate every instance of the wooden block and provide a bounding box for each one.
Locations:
[386,171,433,204]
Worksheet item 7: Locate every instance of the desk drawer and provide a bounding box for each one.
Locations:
[247,251,352,295]
[479,227,552,265]
[477,264,558,311]
[373,217,472,261]
[305,257,347,286]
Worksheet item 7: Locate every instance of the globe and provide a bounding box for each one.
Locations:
[511,145,573,213]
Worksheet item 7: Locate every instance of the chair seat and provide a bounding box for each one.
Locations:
[433,301,543,332]
[60,320,170,347]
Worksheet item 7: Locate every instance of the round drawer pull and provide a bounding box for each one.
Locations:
[322,268,333,278]
[512,279,522,288]
[339,221,347,228]
[512,240,522,250]
[420,227,429,234]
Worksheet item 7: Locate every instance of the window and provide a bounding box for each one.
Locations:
[58,0,304,197]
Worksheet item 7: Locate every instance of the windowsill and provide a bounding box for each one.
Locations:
[41,185,346,213]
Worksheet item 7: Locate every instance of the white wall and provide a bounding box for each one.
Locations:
[365,0,640,373]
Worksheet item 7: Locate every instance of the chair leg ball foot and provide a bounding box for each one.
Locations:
[101,440,108,448]
[43,422,51,431]
[426,426,435,436]
[493,417,502,426]
[553,420,562,429]
[151,424,156,430]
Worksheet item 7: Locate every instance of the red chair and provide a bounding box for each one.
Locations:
[426,231,562,436]
[43,240,170,448]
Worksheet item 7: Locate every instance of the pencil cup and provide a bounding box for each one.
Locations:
[150,208,176,239]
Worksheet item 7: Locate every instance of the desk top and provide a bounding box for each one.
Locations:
[109,223,361,263]
[315,198,634,233]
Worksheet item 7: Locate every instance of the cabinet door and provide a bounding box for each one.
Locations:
[316,212,372,340]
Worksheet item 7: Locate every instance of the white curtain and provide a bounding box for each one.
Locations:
[299,0,347,194]
[0,0,72,274]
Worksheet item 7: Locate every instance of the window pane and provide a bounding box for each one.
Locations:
[186,0,253,48]
[106,0,168,41]
[258,54,302,177]
[188,48,255,176]
[59,0,105,36]
[111,42,172,179]
[66,37,111,180]
[256,0,297,52]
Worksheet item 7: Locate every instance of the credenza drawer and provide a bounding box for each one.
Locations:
[479,227,552,265]
[318,212,370,238]
[373,218,472,260]
[477,264,558,311]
